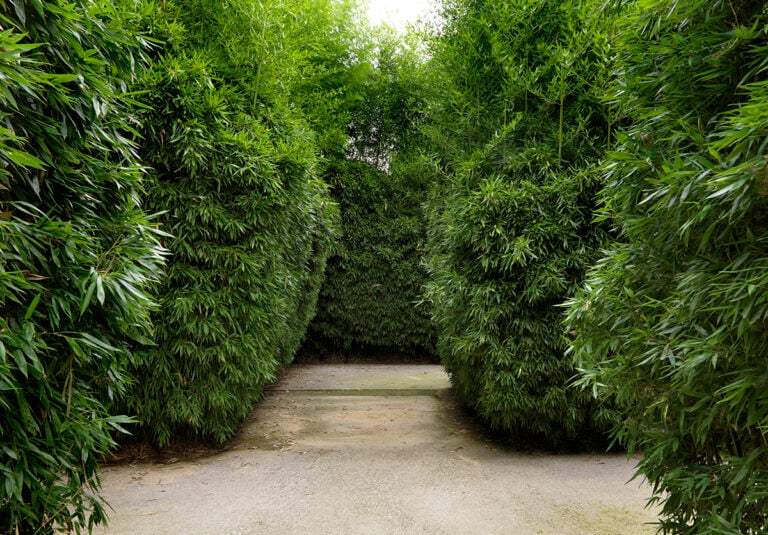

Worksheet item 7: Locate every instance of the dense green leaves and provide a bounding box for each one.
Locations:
[566,1,768,531]
[423,0,618,446]
[304,33,437,359]
[0,1,164,532]
[120,0,338,446]
[305,160,436,358]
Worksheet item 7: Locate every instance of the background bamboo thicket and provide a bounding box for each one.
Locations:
[303,34,438,359]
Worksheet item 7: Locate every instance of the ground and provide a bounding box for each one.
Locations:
[93,365,657,534]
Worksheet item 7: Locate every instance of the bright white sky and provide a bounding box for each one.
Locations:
[366,0,436,32]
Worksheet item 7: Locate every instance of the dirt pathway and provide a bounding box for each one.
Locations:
[94,365,657,534]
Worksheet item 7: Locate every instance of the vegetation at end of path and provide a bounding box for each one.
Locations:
[303,33,438,360]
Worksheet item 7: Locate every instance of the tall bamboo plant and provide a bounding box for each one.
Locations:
[566,1,768,531]
[121,0,345,446]
[0,1,164,532]
[423,0,619,446]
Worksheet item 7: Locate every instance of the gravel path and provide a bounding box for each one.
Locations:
[93,365,657,534]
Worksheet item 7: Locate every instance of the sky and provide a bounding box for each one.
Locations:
[366,0,436,32]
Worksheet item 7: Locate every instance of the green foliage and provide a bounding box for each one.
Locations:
[121,0,337,446]
[566,1,768,531]
[305,31,437,359]
[305,160,436,357]
[178,0,367,158]
[346,29,430,169]
[284,0,372,157]
[423,0,619,446]
[0,1,164,532]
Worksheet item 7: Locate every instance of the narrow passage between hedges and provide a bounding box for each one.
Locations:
[94,365,656,535]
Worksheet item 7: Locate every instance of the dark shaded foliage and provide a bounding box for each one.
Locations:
[304,160,436,358]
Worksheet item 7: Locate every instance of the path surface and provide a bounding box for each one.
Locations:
[94,365,657,534]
